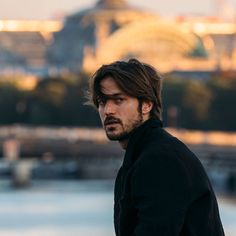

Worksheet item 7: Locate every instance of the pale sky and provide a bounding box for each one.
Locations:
[1,0,236,20]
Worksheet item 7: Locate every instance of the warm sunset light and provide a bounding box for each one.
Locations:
[0,1,236,236]
[0,20,62,32]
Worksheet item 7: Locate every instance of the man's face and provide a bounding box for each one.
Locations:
[98,76,143,141]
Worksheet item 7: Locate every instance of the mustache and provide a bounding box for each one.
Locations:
[104,117,121,126]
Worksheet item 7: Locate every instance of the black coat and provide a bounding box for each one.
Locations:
[114,118,225,236]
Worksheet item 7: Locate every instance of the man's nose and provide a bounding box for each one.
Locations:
[104,100,116,115]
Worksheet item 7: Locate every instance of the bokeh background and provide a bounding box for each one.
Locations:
[0,0,236,235]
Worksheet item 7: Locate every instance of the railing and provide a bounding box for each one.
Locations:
[0,125,236,146]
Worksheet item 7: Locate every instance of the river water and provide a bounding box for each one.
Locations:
[0,179,235,236]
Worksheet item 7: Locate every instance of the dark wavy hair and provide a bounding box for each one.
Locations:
[88,58,163,119]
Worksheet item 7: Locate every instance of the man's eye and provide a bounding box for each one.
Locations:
[98,99,105,106]
[115,98,124,104]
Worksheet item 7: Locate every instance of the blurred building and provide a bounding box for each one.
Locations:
[1,0,236,75]
[0,20,61,76]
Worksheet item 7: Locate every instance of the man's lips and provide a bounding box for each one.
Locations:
[104,121,120,126]
[104,118,121,126]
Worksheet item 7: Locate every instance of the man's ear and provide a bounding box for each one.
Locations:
[142,101,153,115]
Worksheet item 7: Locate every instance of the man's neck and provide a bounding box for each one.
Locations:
[119,139,129,150]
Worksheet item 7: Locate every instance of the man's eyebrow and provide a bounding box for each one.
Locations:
[99,93,125,99]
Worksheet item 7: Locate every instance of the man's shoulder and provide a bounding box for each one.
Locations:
[133,127,210,192]
[143,127,182,152]
[141,126,201,167]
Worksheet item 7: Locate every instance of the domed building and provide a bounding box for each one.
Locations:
[48,0,209,73]
[1,0,236,76]
[47,0,156,71]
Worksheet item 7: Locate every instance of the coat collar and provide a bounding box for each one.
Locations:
[122,117,163,169]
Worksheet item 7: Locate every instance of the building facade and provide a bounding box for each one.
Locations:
[1,0,236,75]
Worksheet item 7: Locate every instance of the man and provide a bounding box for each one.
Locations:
[89,58,225,235]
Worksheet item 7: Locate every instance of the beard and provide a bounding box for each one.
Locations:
[104,110,143,141]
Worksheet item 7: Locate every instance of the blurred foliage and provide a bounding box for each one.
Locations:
[0,70,235,131]
[162,71,236,131]
[0,82,23,124]
[206,72,236,131]
[0,72,100,127]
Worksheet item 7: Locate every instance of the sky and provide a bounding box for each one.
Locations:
[0,0,236,20]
